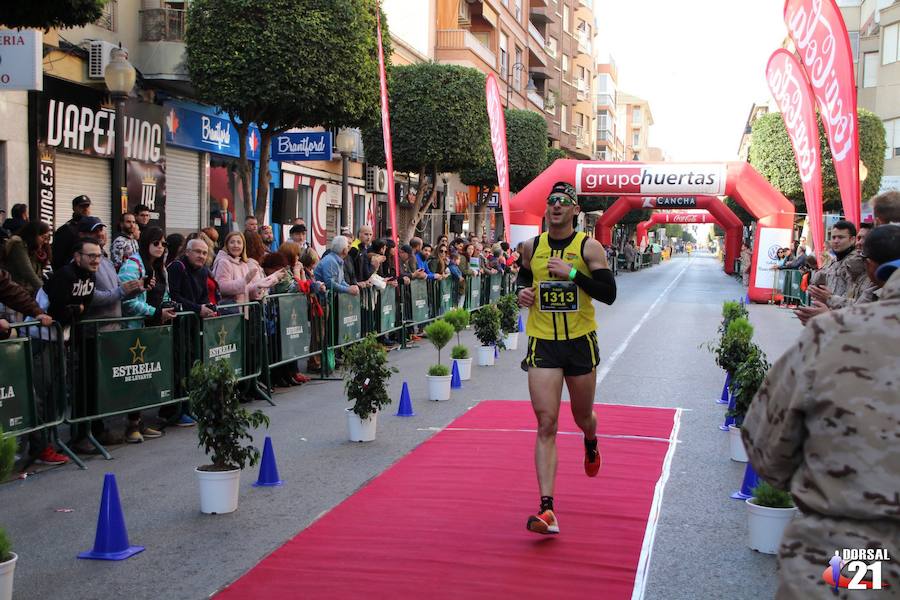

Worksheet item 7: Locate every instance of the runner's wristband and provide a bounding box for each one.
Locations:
[568,267,577,281]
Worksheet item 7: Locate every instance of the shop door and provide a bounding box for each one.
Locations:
[55,153,111,231]
[166,148,201,233]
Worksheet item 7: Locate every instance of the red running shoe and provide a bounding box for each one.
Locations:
[292,373,311,384]
[35,446,69,466]
[526,509,559,535]
[584,443,602,477]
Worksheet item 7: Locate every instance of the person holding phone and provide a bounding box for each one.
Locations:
[212,231,280,306]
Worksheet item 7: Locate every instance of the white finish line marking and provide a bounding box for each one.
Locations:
[596,259,692,385]
[631,408,682,600]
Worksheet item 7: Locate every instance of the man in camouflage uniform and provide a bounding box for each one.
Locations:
[808,220,865,299]
[742,224,900,599]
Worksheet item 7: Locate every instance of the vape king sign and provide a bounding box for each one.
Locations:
[576,164,727,196]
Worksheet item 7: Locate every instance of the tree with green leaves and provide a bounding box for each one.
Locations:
[460,109,548,238]
[0,1,108,30]
[186,0,388,220]
[749,109,885,214]
[362,62,491,241]
[544,147,567,170]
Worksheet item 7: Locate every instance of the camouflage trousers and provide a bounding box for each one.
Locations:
[775,513,899,599]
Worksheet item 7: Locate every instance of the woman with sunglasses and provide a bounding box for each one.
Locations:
[515,182,616,536]
[118,226,177,443]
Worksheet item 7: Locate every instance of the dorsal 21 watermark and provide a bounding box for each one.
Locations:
[824,549,891,591]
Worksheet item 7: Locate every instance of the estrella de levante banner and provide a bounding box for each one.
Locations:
[767,48,825,264]
[485,73,511,244]
[376,6,400,276]
[784,0,860,226]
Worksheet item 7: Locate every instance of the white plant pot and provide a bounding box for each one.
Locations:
[504,332,519,350]
[196,468,241,515]
[746,499,797,554]
[426,374,452,401]
[728,425,749,463]
[454,357,472,381]
[346,407,377,442]
[478,345,495,366]
[0,553,17,600]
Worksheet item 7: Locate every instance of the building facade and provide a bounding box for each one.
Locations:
[616,92,654,161]
[595,59,624,161]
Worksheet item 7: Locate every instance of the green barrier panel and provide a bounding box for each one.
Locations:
[380,287,397,332]
[0,338,35,434]
[95,326,175,413]
[278,294,311,359]
[467,274,481,309]
[410,279,429,323]
[438,278,454,315]
[203,313,244,376]
[335,292,362,345]
[489,273,502,303]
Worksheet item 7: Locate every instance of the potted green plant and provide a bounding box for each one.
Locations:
[746,481,796,554]
[188,360,270,514]
[342,334,397,441]
[424,319,455,401]
[727,344,769,462]
[719,300,749,336]
[497,294,520,350]
[471,305,502,366]
[711,317,754,376]
[0,429,17,600]
[443,308,472,380]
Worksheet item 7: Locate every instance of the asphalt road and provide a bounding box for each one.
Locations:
[1,252,802,600]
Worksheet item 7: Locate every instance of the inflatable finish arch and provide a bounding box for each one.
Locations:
[633,210,742,274]
[508,161,795,303]
[598,196,744,274]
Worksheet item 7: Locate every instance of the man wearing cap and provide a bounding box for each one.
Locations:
[80,217,143,322]
[289,224,308,249]
[52,195,92,271]
[516,182,617,535]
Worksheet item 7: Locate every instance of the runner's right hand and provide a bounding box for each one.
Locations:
[517,287,535,308]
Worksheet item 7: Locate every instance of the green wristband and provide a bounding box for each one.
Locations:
[568,267,577,280]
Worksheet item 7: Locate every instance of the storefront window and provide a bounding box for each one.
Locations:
[209,157,246,240]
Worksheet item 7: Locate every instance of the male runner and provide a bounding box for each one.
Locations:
[516,182,617,534]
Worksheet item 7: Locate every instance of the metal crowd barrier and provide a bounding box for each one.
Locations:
[777,269,808,306]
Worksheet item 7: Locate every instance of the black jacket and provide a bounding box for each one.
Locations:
[45,263,95,326]
[167,255,218,314]
[51,215,83,271]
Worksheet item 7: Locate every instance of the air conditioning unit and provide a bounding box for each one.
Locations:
[365,166,389,194]
[88,40,123,79]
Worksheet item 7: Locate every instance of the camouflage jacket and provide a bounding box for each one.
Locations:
[809,250,865,299]
[827,274,880,309]
[742,269,900,521]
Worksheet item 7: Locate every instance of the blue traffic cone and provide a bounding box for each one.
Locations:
[731,463,759,500]
[451,360,462,389]
[494,344,499,359]
[78,473,144,561]
[517,314,525,332]
[395,381,415,417]
[717,372,731,404]
[719,386,737,431]
[744,292,751,304]
[253,436,283,487]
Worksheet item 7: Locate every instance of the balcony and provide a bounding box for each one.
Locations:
[574,125,586,148]
[528,89,544,110]
[596,126,613,141]
[576,79,588,101]
[436,29,496,69]
[596,93,615,107]
[529,4,552,24]
[577,32,591,54]
[529,21,545,47]
[544,91,557,113]
[140,8,186,42]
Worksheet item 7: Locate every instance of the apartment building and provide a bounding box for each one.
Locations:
[595,60,624,160]
[736,101,774,162]
[838,0,900,191]
[617,92,654,161]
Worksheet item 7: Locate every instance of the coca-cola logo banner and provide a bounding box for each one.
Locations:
[784,0,860,225]
[767,48,825,263]
[576,164,727,196]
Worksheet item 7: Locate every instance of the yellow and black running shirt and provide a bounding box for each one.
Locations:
[526,231,596,341]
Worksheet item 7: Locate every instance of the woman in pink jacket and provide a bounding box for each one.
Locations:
[212,231,280,305]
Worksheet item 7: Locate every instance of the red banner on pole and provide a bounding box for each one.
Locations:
[376,7,400,275]
[767,48,825,264]
[485,74,511,244]
[784,0,860,226]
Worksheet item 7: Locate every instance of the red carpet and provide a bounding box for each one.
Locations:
[218,401,679,600]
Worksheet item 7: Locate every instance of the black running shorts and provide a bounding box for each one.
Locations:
[520,332,600,376]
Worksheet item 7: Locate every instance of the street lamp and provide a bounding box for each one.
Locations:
[336,127,355,231]
[104,46,136,228]
[506,62,535,107]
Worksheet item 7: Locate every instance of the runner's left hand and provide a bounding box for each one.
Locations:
[547,257,573,279]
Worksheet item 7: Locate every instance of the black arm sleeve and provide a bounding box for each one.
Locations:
[515,265,533,289]
[573,268,616,305]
